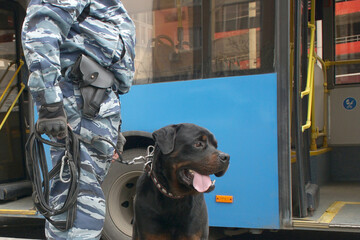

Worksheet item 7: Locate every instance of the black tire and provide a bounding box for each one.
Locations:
[101,148,146,240]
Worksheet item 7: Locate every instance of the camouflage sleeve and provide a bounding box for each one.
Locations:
[22,0,89,107]
[109,7,136,95]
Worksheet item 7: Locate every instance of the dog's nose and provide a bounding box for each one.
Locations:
[218,153,230,162]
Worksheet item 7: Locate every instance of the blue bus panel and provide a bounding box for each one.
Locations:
[121,73,279,229]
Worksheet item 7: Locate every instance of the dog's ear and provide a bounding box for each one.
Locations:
[152,124,178,154]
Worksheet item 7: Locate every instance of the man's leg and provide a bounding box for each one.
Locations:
[45,79,120,239]
[45,118,119,239]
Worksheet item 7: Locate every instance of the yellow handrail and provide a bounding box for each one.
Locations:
[0,60,24,103]
[296,0,360,149]
[0,60,25,131]
[0,62,16,85]
[301,0,316,132]
[309,58,360,150]
[325,59,360,67]
[0,83,26,130]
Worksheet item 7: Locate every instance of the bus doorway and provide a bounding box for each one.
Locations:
[292,0,360,231]
[0,0,35,216]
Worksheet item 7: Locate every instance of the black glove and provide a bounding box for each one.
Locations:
[36,102,67,139]
[116,132,126,153]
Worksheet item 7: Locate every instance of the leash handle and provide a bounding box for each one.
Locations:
[26,129,79,231]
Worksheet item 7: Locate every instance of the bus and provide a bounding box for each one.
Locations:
[1,0,360,239]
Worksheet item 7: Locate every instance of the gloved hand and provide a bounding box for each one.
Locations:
[113,131,126,162]
[116,132,126,153]
[36,102,67,139]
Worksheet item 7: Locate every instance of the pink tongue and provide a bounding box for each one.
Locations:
[193,171,212,192]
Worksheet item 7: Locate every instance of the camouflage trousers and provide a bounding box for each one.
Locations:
[45,74,121,240]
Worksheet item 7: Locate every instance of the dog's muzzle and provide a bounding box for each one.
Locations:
[214,152,230,177]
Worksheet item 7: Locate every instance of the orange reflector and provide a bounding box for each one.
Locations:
[216,195,233,203]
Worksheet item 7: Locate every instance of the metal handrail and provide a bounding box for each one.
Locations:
[0,60,24,103]
[325,59,360,67]
[312,57,360,149]
[301,0,316,132]
[295,1,360,150]
[0,83,26,130]
[0,60,25,131]
[0,62,16,85]
[301,0,360,146]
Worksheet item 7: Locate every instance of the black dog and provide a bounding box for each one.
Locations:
[133,123,230,240]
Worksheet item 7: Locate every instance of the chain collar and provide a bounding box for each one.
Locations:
[140,146,184,199]
[144,162,184,199]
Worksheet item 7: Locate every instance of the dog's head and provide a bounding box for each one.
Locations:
[152,123,230,196]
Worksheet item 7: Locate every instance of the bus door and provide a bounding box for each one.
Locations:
[292,0,360,231]
[0,0,37,218]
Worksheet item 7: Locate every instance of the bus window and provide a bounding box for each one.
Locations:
[125,0,275,85]
[212,1,262,75]
[128,1,201,84]
[335,0,360,84]
[0,10,17,80]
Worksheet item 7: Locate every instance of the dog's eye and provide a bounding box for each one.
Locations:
[194,141,204,148]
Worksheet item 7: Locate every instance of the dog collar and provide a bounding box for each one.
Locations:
[144,162,184,199]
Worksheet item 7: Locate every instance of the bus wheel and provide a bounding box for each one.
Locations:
[101,148,146,240]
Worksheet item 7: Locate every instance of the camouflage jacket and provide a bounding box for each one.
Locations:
[22,0,135,107]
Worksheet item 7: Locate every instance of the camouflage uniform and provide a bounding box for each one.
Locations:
[22,0,135,239]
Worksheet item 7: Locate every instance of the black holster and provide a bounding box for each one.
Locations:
[71,54,115,118]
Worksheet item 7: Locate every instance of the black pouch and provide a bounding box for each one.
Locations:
[71,54,115,118]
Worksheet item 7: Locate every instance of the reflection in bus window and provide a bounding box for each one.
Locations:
[0,9,17,101]
[0,9,18,113]
[213,1,261,74]
[335,0,360,84]
[124,0,274,85]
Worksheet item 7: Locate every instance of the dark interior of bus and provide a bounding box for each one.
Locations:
[0,0,33,201]
[0,0,360,234]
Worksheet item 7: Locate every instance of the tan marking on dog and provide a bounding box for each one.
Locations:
[170,149,180,158]
[169,161,197,196]
[173,161,192,169]
[143,233,171,240]
[178,230,203,240]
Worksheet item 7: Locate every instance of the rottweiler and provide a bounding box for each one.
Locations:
[133,123,230,240]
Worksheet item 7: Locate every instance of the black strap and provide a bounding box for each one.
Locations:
[26,126,80,231]
[77,134,126,164]
[77,3,91,23]
[25,124,129,231]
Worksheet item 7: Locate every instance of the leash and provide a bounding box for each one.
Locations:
[25,125,80,231]
[25,124,141,231]
[132,145,155,165]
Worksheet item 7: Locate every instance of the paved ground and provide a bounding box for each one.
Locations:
[0,219,360,239]
[216,230,360,240]
[0,218,44,239]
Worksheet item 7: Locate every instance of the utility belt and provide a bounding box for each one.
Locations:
[70,54,115,118]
